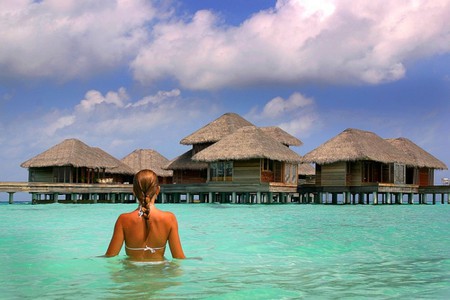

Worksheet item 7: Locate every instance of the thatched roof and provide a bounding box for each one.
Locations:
[92,148,134,175]
[21,138,120,169]
[165,149,208,170]
[301,128,411,165]
[386,138,448,170]
[180,112,254,145]
[260,126,303,146]
[121,149,173,177]
[192,126,302,163]
[298,163,315,175]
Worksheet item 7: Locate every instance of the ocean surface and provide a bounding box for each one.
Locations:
[0,202,449,299]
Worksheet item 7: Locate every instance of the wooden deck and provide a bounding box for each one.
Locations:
[1,181,449,205]
[298,183,450,204]
[0,182,134,204]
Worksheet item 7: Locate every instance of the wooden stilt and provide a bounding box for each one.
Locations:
[332,193,338,205]
[373,191,378,205]
[8,192,14,204]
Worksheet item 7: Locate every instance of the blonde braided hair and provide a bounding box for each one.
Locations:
[133,169,159,220]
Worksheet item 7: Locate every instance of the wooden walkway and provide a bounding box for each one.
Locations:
[1,181,449,205]
[0,182,134,204]
[298,183,450,205]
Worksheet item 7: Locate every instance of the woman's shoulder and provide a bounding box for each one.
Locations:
[154,209,177,221]
[117,210,138,221]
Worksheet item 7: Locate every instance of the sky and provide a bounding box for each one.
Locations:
[1,0,449,186]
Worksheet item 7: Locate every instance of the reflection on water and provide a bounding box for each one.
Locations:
[106,259,184,299]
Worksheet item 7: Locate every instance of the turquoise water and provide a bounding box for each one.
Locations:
[0,203,449,299]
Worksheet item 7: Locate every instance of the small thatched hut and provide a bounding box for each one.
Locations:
[21,139,131,183]
[164,113,304,203]
[192,126,301,184]
[386,138,447,186]
[302,128,412,186]
[121,149,173,184]
[165,113,254,184]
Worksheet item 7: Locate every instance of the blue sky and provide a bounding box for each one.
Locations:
[1,0,449,185]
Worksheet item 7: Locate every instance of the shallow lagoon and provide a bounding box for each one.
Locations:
[1,203,449,299]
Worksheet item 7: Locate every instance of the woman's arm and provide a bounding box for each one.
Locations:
[104,216,125,257]
[168,214,186,259]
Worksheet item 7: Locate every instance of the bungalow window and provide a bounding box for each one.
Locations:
[210,161,233,182]
[262,158,273,171]
[284,163,298,184]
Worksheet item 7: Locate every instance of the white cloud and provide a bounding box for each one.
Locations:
[77,87,129,112]
[0,0,155,81]
[262,93,313,118]
[44,115,76,136]
[129,89,181,108]
[247,92,320,137]
[132,0,450,89]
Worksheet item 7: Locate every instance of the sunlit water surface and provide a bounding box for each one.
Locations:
[1,203,449,299]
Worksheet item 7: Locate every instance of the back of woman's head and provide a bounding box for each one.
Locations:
[133,169,159,219]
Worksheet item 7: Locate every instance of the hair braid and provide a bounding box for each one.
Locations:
[133,169,159,221]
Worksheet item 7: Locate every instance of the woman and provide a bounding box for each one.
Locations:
[105,169,185,260]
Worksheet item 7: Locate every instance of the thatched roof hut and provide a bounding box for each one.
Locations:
[386,138,448,170]
[180,112,254,145]
[121,149,173,177]
[192,126,302,163]
[21,138,119,169]
[165,149,208,170]
[260,126,303,146]
[301,128,410,165]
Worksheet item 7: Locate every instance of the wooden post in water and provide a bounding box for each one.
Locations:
[408,193,413,204]
[373,191,378,205]
[208,192,213,203]
[71,193,77,204]
[332,193,338,205]
[398,193,403,204]
[358,193,364,205]
[186,192,191,204]
[318,192,323,204]
[8,192,14,204]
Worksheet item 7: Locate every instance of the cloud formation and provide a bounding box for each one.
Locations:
[132,0,450,89]
[247,92,320,137]
[2,0,449,88]
[0,0,154,81]
[0,87,217,179]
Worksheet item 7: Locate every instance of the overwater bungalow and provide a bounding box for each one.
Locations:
[386,137,447,186]
[162,113,303,203]
[165,113,253,185]
[21,138,133,184]
[121,149,173,184]
[301,128,411,187]
[19,139,135,203]
[300,128,449,204]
